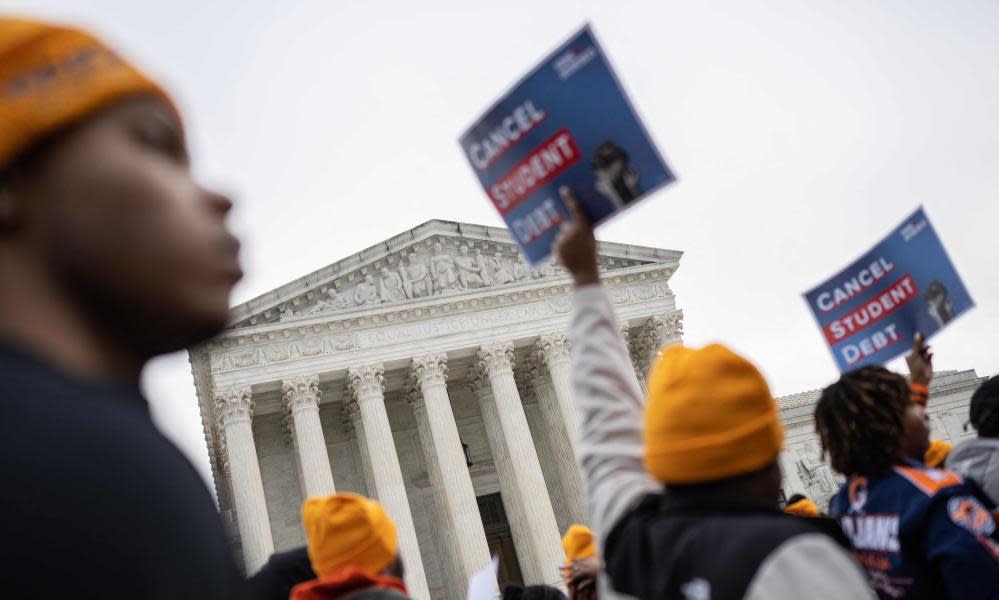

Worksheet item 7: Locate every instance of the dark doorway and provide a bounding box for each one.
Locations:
[477,493,524,587]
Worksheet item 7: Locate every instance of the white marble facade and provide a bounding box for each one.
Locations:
[189,220,986,599]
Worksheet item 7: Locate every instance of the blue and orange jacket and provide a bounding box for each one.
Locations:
[829,462,999,599]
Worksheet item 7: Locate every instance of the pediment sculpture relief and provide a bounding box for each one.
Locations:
[261,238,650,324]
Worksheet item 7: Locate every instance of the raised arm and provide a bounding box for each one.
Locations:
[556,188,658,545]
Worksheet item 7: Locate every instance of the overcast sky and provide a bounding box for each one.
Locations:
[9,0,998,488]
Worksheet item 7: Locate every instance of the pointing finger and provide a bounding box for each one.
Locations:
[560,186,590,228]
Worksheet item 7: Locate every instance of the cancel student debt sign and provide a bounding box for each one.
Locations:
[459,24,674,266]
[804,208,974,372]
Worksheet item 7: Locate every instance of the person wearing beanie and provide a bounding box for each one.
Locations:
[784,494,822,518]
[948,375,999,504]
[816,362,999,598]
[290,493,409,600]
[0,16,242,599]
[560,524,632,600]
[561,525,598,600]
[555,189,872,600]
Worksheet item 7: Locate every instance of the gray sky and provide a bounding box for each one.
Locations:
[9,0,998,487]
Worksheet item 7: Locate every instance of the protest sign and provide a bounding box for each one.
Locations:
[459,24,675,266]
[804,207,974,372]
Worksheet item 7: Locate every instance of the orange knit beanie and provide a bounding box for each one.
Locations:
[644,344,784,484]
[303,493,398,579]
[0,16,174,170]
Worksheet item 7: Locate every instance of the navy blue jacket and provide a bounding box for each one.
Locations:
[0,341,243,599]
[829,463,999,599]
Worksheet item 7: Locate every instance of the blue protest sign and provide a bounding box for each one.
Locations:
[804,207,974,372]
[459,24,675,266]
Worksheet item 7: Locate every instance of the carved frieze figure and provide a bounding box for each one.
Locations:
[796,441,838,500]
[534,262,556,279]
[455,245,486,289]
[475,249,493,286]
[512,257,532,281]
[490,251,515,285]
[430,241,458,294]
[354,273,379,305]
[309,287,349,314]
[378,267,407,302]
[401,252,432,298]
[279,305,296,321]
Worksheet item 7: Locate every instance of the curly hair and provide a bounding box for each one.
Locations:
[814,365,910,477]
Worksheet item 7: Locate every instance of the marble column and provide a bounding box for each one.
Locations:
[535,333,578,456]
[523,358,586,531]
[283,375,336,498]
[410,354,491,585]
[475,342,565,587]
[214,386,274,574]
[469,371,534,582]
[348,364,430,599]
[342,399,376,499]
[407,384,463,600]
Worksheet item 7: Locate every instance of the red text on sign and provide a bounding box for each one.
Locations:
[823,274,918,344]
[489,129,580,216]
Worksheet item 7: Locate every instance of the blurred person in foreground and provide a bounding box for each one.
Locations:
[816,358,999,598]
[0,17,243,598]
[291,493,409,600]
[947,375,999,503]
[556,188,872,599]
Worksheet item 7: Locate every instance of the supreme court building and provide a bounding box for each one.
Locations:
[189,220,986,599]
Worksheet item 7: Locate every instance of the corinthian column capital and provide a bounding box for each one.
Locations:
[403,380,424,409]
[214,385,253,426]
[476,341,515,377]
[536,332,571,364]
[467,364,491,397]
[645,310,684,348]
[282,375,321,414]
[348,364,385,400]
[411,353,448,389]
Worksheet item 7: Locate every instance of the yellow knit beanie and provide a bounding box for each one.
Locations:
[561,524,598,562]
[924,439,952,468]
[644,344,784,484]
[303,493,398,579]
[0,16,175,171]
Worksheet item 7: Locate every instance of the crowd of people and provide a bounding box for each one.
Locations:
[2,15,998,600]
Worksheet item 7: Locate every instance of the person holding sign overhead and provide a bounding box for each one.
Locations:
[557,188,872,600]
[815,338,999,599]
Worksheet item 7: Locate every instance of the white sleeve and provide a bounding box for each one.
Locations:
[570,284,658,545]
[745,534,875,600]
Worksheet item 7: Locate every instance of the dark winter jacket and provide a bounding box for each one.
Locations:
[829,464,999,599]
[605,492,869,599]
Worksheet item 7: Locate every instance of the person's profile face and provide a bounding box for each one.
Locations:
[902,402,932,461]
[13,96,242,354]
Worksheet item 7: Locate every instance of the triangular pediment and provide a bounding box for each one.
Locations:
[227,219,681,330]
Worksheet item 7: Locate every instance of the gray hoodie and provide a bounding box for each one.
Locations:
[946,437,999,503]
